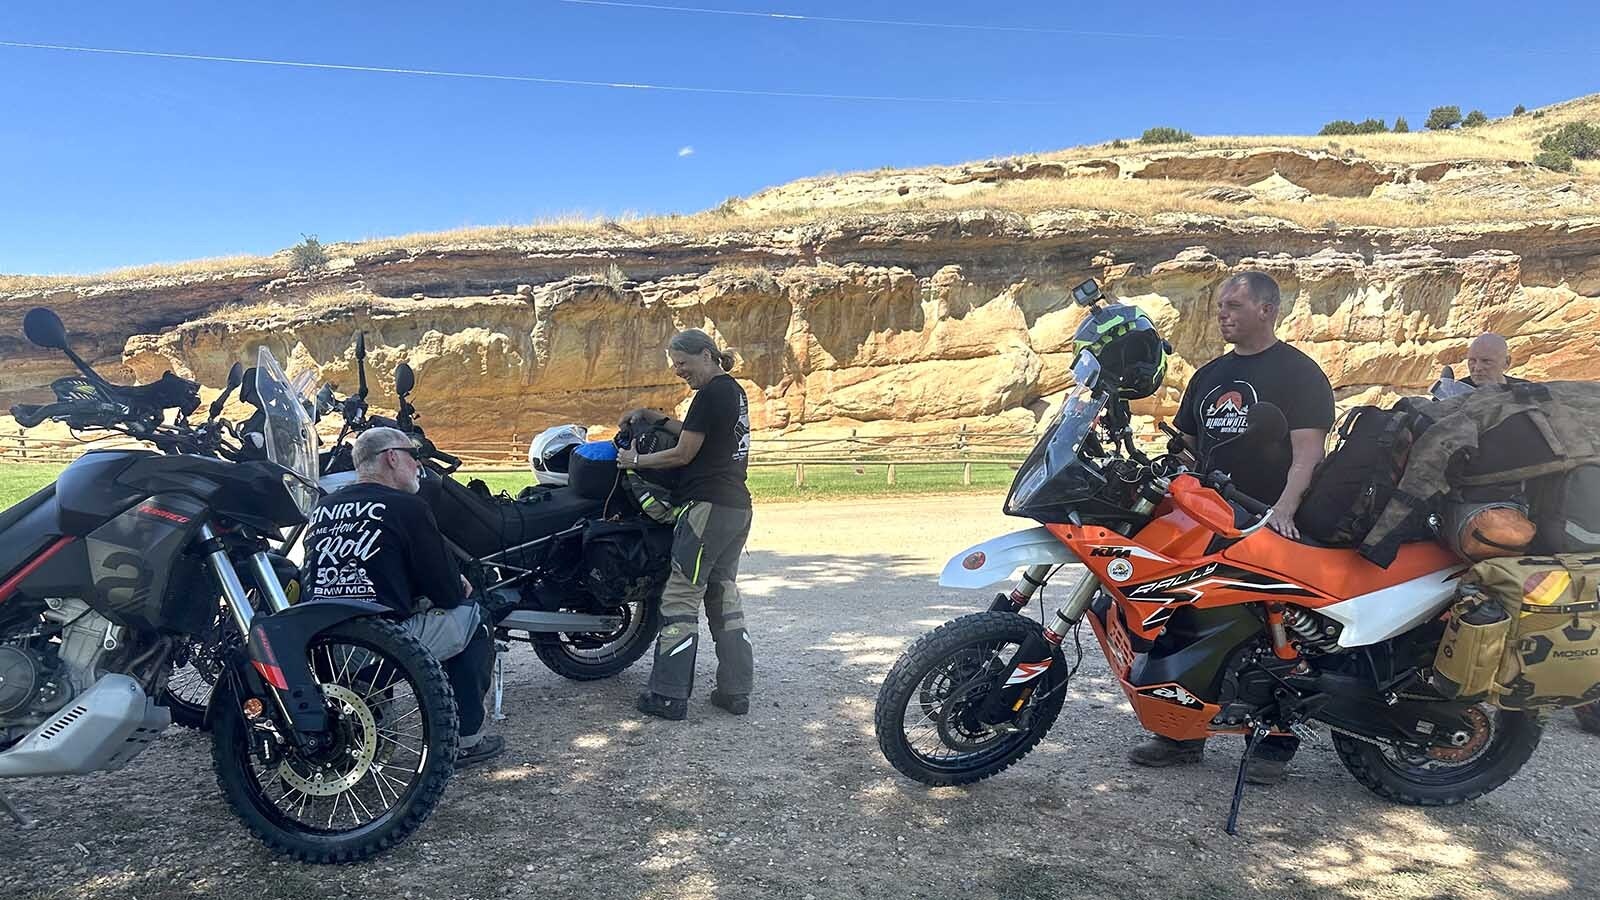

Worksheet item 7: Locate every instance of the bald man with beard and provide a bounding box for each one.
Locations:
[1460,333,1530,388]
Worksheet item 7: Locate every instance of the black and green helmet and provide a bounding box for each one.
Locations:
[1071,303,1169,400]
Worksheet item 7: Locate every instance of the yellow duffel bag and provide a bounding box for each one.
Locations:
[1474,554,1600,709]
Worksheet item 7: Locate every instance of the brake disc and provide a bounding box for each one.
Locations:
[277,683,379,797]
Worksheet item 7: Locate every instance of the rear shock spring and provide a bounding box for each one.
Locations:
[1282,608,1341,654]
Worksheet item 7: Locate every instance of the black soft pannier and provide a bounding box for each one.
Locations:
[1528,463,1600,555]
[1295,406,1419,546]
[575,519,674,604]
[427,476,605,560]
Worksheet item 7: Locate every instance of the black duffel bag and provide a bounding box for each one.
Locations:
[1296,405,1420,546]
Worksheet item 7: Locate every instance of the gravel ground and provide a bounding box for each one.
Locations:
[3,495,1597,900]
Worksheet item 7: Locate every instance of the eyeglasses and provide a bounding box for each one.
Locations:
[383,445,423,461]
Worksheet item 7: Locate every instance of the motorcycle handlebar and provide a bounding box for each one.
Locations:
[1217,478,1272,517]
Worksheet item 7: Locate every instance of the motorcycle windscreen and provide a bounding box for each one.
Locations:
[1005,352,1108,519]
[255,348,320,517]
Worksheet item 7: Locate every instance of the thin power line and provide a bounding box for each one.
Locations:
[0,39,1060,106]
[554,0,1255,41]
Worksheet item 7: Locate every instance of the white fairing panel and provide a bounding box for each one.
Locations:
[1320,567,1461,648]
[939,527,1078,589]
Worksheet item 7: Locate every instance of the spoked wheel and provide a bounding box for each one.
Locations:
[1576,702,1600,735]
[1333,702,1542,806]
[529,598,661,680]
[162,630,227,730]
[875,611,1066,787]
[212,617,458,863]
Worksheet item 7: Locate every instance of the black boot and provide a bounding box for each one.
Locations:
[637,692,688,721]
[708,689,749,715]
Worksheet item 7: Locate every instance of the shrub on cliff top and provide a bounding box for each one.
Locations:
[1463,109,1488,128]
[1425,106,1462,130]
[1540,122,1600,160]
[1320,118,1388,135]
[288,235,327,270]
[1140,126,1193,145]
[1534,149,1575,172]
[1393,116,1410,133]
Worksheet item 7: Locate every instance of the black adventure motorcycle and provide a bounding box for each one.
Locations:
[0,309,459,862]
[309,338,671,686]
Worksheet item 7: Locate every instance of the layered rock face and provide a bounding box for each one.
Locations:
[5,211,1599,446]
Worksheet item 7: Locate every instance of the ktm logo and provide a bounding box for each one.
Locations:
[1091,547,1133,558]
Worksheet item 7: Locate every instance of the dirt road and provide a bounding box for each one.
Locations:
[4,495,1597,899]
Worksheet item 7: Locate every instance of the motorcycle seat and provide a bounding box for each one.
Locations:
[1223,527,1461,601]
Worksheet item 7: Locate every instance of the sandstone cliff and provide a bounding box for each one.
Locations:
[4,99,1600,448]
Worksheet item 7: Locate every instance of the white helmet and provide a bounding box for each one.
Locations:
[528,424,589,486]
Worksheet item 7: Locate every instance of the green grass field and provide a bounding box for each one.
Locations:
[0,461,1016,511]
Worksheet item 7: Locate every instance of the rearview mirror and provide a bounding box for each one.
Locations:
[1242,402,1288,445]
[22,308,70,350]
[355,332,366,359]
[395,363,415,398]
[208,362,247,419]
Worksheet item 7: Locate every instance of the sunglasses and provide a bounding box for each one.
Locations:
[383,445,423,461]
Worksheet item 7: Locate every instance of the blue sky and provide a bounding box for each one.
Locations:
[1,1,1596,274]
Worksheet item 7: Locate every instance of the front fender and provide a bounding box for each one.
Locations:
[246,599,395,734]
[939,527,1078,589]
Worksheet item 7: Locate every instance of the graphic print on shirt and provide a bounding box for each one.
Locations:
[1200,381,1260,437]
[307,500,387,602]
[733,390,751,463]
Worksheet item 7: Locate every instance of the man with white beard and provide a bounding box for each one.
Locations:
[302,426,504,768]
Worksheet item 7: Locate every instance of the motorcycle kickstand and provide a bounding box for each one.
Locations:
[491,641,509,722]
[1225,725,1270,837]
[0,791,35,829]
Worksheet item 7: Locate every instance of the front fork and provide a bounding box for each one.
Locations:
[977,489,1162,724]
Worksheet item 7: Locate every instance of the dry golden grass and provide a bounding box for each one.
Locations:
[5,94,1597,293]
[200,288,375,325]
[0,253,277,293]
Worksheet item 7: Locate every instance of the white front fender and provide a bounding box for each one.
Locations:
[939,527,1078,589]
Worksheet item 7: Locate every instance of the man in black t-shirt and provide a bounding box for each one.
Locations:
[1131,271,1334,784]
[302,427,504,768]
[619,330,754,721]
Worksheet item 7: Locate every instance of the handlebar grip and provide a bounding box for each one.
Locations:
[1223,483,1271,517]
[9,403,49,428]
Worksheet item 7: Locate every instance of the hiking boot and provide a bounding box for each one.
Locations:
[636,692,688,721]
[456,734,506,770]
[1127,735,1206,768]
[708,690,749,716]
[1245,757,1289,786]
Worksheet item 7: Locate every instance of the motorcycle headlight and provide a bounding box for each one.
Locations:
[1011,456,1051,506]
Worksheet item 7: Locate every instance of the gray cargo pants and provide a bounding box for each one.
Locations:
[647,501,754,701]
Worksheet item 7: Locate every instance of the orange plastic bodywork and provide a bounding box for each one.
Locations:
[1044,476,1461,741]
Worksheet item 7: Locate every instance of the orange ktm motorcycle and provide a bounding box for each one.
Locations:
[874,284,1542,832]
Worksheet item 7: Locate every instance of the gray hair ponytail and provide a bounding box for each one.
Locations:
[669,329,736,372]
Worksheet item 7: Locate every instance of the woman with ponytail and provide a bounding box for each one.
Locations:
[618,329,753,720]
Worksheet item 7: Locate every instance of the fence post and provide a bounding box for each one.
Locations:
[963,461,972,486]
[795,462,806,488]
[886,463,896,486]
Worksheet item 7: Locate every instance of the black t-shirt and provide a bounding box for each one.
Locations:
[675,374,752,508]
[1175,341,1335,505]
[301,482,463,615]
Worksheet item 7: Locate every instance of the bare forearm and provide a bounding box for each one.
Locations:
[1275,462,1317,508]
[632,447,689,469]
